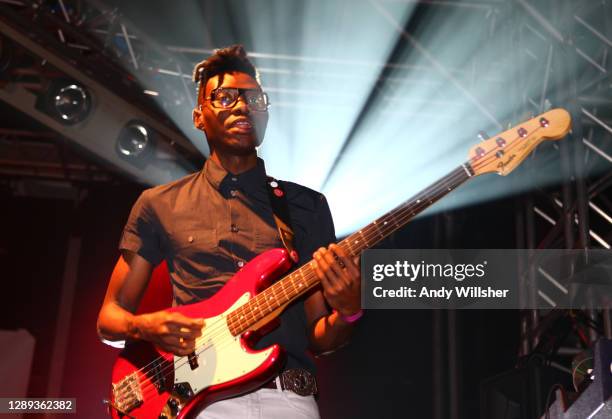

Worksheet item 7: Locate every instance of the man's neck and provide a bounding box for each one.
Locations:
[209,151,258,175]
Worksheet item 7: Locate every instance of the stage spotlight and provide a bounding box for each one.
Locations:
[117,121,151,157]
[52,83,91,124]
[36,79,92,124]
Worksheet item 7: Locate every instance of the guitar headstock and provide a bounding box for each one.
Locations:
[468,108,572,176]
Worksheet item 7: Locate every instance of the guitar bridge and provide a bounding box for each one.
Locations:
[112,372,143,413]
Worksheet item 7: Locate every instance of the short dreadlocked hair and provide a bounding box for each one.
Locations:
[192,45,260,107]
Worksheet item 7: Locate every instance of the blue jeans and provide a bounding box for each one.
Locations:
[196,381,320,419]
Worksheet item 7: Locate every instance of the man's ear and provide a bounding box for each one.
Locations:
[192,106,205,131]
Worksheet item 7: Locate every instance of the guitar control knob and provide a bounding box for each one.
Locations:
[174,382,194,398]
[167,398,180,414]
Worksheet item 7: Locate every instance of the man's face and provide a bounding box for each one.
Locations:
[194,71,268,156]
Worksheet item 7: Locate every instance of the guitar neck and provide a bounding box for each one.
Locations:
[228,163,474,334]
[337,163,474,257]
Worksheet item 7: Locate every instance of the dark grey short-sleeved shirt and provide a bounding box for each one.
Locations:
[119,157,336,373]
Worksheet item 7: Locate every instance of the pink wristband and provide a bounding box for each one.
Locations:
[334,309,363,324]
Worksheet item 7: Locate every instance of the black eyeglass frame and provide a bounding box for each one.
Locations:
[204,87,270,112]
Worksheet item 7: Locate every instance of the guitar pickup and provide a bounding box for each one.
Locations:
[151,360,165,391]
[187,352,199,370]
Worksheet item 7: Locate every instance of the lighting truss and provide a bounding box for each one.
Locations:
[509,0,612,354]
[0,0,202,186]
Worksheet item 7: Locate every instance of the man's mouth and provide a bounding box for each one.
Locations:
[229,119,253,132]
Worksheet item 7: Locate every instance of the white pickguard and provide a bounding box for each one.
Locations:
[173,293,274,393]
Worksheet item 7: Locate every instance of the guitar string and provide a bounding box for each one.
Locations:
[116,124,545,403]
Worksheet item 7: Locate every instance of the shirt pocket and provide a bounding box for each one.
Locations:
[166,228,222,290]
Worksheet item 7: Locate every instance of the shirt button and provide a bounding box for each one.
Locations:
[237,260,245,268]
[230,189,238,197]
[231,224,239,233]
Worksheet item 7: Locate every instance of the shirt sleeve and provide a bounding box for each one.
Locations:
[119,190,164,266]
[315,193,337,247]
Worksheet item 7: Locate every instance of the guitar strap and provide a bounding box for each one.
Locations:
[265,175,299,263]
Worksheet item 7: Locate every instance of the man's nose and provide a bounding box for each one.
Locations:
[232,95,250,114]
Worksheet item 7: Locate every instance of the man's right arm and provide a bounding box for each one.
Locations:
[96,251,203,356]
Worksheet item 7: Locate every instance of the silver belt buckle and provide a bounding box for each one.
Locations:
[280,368,317,396]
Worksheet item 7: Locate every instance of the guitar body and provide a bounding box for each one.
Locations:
[109,248,293,419]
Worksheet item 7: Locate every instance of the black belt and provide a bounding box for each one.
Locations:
[262,368,317,396]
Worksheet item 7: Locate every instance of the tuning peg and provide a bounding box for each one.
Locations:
[477,131,490,141]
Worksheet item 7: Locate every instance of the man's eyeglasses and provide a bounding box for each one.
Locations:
[205,87,270,112]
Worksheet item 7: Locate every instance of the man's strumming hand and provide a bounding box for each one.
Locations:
[132,311,205,356]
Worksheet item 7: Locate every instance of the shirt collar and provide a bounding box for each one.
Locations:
[204,157,267,193]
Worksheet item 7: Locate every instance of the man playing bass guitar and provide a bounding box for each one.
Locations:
[97,45,362,419]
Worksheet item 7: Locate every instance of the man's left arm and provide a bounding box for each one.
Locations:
[304,195,361,354]
[306,245,361,354]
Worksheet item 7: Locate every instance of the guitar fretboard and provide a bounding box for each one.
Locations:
[226,163,473,335]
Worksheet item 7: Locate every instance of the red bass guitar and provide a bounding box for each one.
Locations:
[107,109,571,418]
